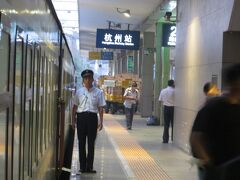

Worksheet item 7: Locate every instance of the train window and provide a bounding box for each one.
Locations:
[39,54,44,155]
[49,60,54,141]
[32,45,40,165]
[26,46,31,88]
[23,43,32,177]
[0,110,7,170]
[13,34,24,180]
[0,33,9,93]
[43,56,48,150]
[44,59,49,146]
[36,47,41,163]
[30,44,38,174]
[24,100,31,176]
[0,29,10,180]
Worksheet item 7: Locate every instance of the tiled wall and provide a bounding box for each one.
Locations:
[174,0,235,152]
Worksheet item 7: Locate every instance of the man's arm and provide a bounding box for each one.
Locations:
[124,95,137,100]
[190,132,211,167]
[98,106,104,131]
[123,88,137,100]
[158,89,163,102]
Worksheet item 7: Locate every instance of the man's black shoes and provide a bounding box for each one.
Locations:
[79,169,97,174]
[79,169,86,173]
[86,169,97,173]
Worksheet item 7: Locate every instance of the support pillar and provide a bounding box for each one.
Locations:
[133,50,138,74]
[153,22,163,124]
[141,32,155,117]
[121,50,127,73]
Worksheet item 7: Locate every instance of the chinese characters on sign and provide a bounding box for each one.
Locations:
[103,33,133,45]
[96,29,140,50]
[104,33,112,42]
[162,23,176,47]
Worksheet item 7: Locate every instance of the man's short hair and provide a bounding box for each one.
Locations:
[168,80,174,87]
[203,82,212,94]
[224,63,240,85]
[131,81,137,87]
[81,69,94,78]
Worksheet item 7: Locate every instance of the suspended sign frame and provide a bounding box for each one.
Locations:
[96,29,140,50]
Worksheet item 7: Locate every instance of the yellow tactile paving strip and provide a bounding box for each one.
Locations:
[104,119,171,180]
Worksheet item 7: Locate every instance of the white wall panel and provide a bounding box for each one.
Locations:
[174,0,235,152]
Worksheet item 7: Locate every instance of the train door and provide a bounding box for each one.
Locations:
[0,14,11,180]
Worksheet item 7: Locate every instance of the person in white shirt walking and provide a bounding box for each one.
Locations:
[72,69,106,173]
[159,80,175,143]
[123,81,139,130]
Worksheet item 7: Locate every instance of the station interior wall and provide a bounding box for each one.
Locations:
[174,0,238,152]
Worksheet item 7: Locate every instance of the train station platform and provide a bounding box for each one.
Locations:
[70,114,198,180]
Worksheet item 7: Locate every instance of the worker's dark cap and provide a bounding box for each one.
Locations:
[81,69,94,78]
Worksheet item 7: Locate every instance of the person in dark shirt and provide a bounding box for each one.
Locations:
[190,63,240,180]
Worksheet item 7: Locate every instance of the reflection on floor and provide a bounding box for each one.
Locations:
[71,114,198,180]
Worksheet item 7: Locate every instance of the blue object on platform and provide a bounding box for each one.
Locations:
[146,116,158,126]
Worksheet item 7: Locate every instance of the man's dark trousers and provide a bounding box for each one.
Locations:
[77,112,98,171]
[163,106,174,143]
[125,104,136,129]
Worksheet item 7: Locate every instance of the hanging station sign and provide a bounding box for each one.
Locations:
[127,55,134,73]
[162,23,176,47]
[96,29,140,50]
[101,51,113,60]
[88,51,113,60]
[89,52,101,60]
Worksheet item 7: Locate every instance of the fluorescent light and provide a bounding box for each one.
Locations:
[169,1,177,11]
[117,8,131,18]
[123,10,131,17]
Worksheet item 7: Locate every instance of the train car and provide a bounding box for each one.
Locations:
[0,0,75,179]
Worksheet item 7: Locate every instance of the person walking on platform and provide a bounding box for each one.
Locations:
[190,63,240,180]
[159,80,175,143]
[123,81,139,130]
[72,69,106,173]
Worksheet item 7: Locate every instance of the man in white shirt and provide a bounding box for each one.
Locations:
[72,69,106,173]
[123,81,139,130]
[159,80,175,143]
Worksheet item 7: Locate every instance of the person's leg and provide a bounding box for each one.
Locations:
[170,107,174,141]
[125,107,131,129]
[163,106,170,143]
[86,113,98,171]
[129,104,135,129]
[77,114,87,171]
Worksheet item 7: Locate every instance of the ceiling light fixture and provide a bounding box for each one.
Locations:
[117,8,131,18]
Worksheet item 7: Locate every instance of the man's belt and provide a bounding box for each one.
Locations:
[78,111,97,115]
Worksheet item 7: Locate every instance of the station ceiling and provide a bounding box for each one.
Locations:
[52,0,177,52]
